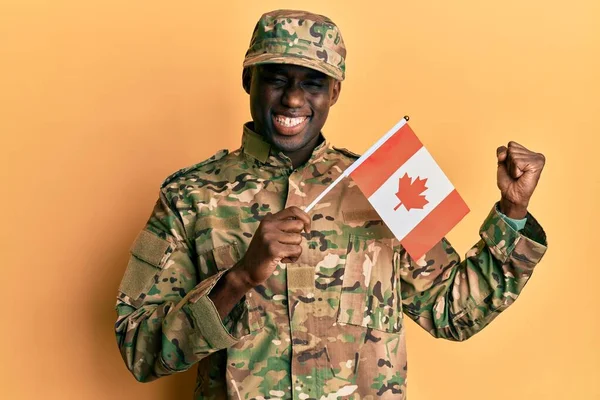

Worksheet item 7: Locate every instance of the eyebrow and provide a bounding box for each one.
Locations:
[304,72,328,80]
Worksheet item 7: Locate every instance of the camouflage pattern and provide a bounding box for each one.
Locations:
[243,9,347,81]
[115,124,547,399]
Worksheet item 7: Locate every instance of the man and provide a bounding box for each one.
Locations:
[115,9,547,399]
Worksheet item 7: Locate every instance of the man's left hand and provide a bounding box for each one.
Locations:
[496,141,546,219]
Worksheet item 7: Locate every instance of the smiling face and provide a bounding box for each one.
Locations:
[245,64,341,165]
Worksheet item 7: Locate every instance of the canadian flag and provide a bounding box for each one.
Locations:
[307,118,469,260]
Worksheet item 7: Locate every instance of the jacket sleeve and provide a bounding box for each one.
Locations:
[399,204,547,341]
[114,190,260,382]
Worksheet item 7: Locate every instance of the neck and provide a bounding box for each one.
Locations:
[284,134,323,168]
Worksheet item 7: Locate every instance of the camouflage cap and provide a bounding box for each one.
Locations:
[243,9,346,81]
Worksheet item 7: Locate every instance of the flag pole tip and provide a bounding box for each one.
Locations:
[403,115,410,121]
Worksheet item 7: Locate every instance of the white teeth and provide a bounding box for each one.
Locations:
[274,115,307,128]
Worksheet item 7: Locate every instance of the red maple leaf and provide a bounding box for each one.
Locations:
[394,173,429,211]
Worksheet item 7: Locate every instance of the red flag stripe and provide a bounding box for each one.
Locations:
[401,189,470,260]
[350,124,423,198]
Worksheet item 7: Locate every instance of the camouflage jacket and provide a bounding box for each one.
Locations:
[115,124,547,399]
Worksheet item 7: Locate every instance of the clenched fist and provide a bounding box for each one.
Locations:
[496,141,546,219]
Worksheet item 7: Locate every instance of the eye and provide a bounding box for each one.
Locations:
[302,80,327,92]
[304,80,324,88]
[263,76,287,85]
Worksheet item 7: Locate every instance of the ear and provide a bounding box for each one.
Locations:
[330,80,342,106]
[242,67,253,94]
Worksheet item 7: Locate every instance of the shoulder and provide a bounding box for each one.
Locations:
[160,149,230,189]
[332,146,361,161]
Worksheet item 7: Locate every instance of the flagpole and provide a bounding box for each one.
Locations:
[304,171,348,212]
[304,116,410,212]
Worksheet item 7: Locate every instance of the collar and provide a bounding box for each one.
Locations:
[241,122,330,168]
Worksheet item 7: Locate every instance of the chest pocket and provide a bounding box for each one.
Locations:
[337,218,403,333]
[195,214,245,278]
[197,243,242,277]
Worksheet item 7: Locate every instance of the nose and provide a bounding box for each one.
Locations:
[281,82,305,109]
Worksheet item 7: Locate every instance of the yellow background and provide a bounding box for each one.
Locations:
[1,0,598,399]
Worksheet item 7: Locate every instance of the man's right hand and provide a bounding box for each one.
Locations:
[232,206,311,288]
[209,206,311,319]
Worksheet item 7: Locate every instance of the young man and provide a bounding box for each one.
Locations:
[115,9,547,399]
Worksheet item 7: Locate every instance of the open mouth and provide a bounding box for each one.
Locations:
[272,114,309,136]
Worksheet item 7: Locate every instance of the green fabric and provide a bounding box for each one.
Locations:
[186,297,239,349]
[118,256,159,301]
[130,230,171,267]
[500,213,527,231]
[242,126,271,163]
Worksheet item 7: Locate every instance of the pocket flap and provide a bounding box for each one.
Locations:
[196,215,241,232]
[212,244,240,271]
[343,209,381,223]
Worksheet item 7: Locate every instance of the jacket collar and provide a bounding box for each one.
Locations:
[241,123,330,168]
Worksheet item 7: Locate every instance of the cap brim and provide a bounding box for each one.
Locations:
[243,53,344,81]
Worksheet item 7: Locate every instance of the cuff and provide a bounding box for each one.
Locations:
[187,294,240,348]
[480,203,548,264]
[184,272,239,348]
[184,271,263,350]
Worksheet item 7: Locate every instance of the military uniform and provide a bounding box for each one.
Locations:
[116,124,547,399]
[115,10,547,399]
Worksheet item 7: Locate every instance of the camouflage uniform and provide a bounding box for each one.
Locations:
[115,125,547,399]
[115,9,547,399]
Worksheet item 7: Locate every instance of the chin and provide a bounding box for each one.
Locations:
[271,136,305,153]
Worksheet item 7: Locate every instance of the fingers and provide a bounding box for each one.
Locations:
[268,242,302,263]
[497,142,528,163]
[275,231,303,245]
[273,206,311,233]
[499,141,533,159]
[507,141,530,152]
[496,141,545,168]
[508,158,524,179]
[498,141,546,177]
[254,207,309,266]
[505,150,535,179]
[496,146,508,163]
[278,219,306,233]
